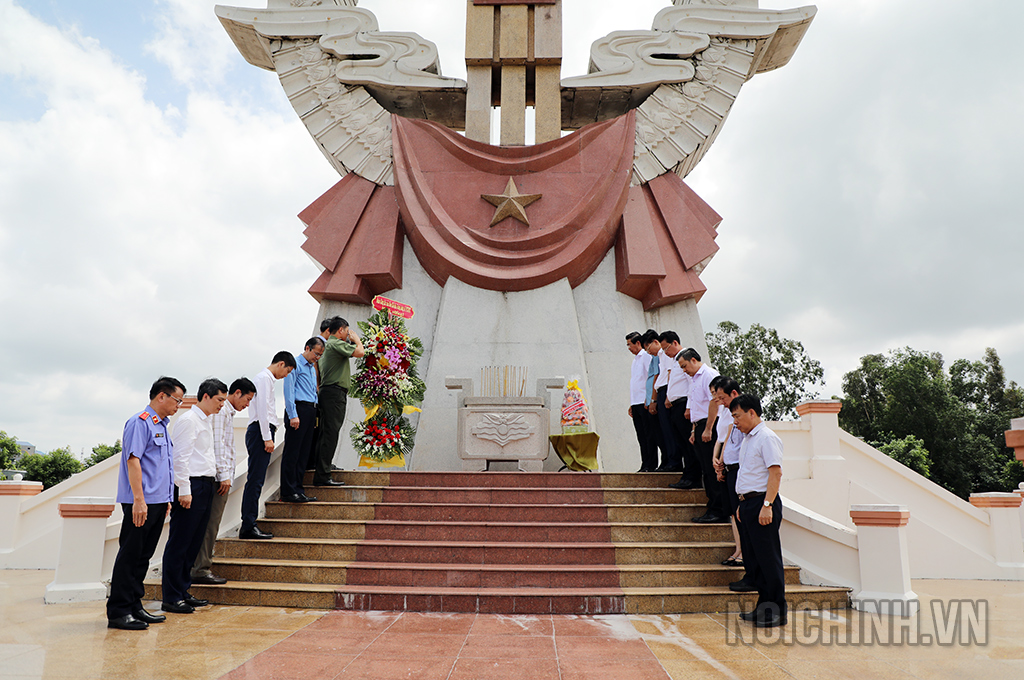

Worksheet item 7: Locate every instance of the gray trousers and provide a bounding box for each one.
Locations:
[190,486,228,578]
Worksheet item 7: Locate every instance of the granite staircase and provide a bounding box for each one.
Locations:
[165,471,849,613]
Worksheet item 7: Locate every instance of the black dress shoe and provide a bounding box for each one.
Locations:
[239,526,273,540]
[739,610,758,622]
[753,613,788,628]
[184,593,208,607]
[669,480,697,490]
[694,514,727,524]
[132,608,166,624]
[729,579,757,592]
[330,465,343,471]
[161,600,195,614]
[655,465,685,473]
[299,494,317,502]
[636,467,654,473]
[191,573,227,585]
[108,614,148,630]
[281,494,306,503]
[313,478,345,486]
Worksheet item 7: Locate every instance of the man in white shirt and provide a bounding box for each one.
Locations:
[732,393,787,628]
[161,379,228,614]
[679,348,727,523]
[710,377,756,593]
[190,377,256,586]
[240,352,296,539]
[661,332,701,486]
[652,331,686,473]
[626,332,657,472]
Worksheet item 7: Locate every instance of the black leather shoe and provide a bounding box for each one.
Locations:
[299,494,317,502]
[753,613,788,628]
[669,480,698,489]
[161,600,195,614]
[191,573,227,585]
[132,608,166,624]
[330,465,343,471]
[108,614,148,630]
[637,467,654,473]
[239,526,273,540]
[313,478,345,486]
[729,579,757,592]
[281,494,306,503]
[694,514,727,524]
[655,465,685,473]
[184,593,208,607]
[739,610,758,622]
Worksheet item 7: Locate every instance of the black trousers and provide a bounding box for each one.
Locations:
[692,417,727,516]
[315,384,347,483]
[631,403,658,471]
[162,477,214,603]
[107,501,168,619]
[241,422,276,532]
[738,494,786,618]
[668,397,701,485]
[725,467,756,583]
[655,386,681,470]
[282,401,316,497]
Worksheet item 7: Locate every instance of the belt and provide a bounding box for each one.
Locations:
[737,491,766,502]
[724,463,739,473]
[189,476,215,483]
[296,400,316,406]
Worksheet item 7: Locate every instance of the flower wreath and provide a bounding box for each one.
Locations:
[349,308,425,464]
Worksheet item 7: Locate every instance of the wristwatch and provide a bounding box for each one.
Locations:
[763,500,772,507]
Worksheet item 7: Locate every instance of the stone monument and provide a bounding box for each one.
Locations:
[215,0,816,471]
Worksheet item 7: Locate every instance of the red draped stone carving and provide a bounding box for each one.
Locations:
[299,112,720,308]
[392,112,635,292]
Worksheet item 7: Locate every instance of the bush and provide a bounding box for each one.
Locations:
[19,447,83,489]
[877,434,932,478]
[85,439,121,468]
[0,430,19,469]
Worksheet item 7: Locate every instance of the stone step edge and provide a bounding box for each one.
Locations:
[270,501,706,509]
[297,485,702,493]
[218,537,738,548]
[212,558,777,573]
[259,518,726,529]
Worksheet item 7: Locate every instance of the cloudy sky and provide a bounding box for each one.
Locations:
[2,0,1021,456]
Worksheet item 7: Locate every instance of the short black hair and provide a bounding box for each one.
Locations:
[709,375,724,391]
[328,317,348,334]
[197,378,228,401]
[730,393,762,416]
[320,318,333,333]
[658,331,680,344]
[272,351,298,368]
[626,332,642,344]
[641,329,659,346]
[679,348,701,363]
[229,377,256,396]
[150,376,186,400]
[716,377,741,395]
[305,336,325,351]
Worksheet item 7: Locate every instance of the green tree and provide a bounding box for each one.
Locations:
[877,434,931,477]
[840,347,1024,499]
[705,321,825,420]
[19,447,83,490]
[85,439,121,468]
[0,430,20,469]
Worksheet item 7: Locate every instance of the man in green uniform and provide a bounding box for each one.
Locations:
[313,317,364,486]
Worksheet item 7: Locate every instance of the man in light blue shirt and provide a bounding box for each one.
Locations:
[281,337,325,502]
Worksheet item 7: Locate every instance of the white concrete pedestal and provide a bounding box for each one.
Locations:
[849,504,917,615]
[45,497,115,604]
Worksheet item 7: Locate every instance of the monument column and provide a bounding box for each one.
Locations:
[465,0,562,145]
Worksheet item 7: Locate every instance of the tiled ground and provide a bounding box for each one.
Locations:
[2,570,1022,679]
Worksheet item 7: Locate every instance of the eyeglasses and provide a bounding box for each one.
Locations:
[169,394,183,406]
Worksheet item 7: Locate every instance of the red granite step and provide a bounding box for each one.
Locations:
[334,585,625,615]
[363,520,613,543]
[372,502,611,522]
[355,539,617,565]
[378,471,604,488]
[344,562,622,589]
[380,486,607,504]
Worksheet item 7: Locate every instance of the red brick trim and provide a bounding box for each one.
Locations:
[969,495,1023,509]
[850,510,910,527]
[795,401,842,416]
[0,482,43,496]
[59,503,115,518]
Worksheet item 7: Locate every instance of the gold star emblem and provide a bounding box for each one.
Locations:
[481,178,542,227]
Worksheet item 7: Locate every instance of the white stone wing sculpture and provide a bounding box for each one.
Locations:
[561,0,816,184]
[215,1,467,185]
